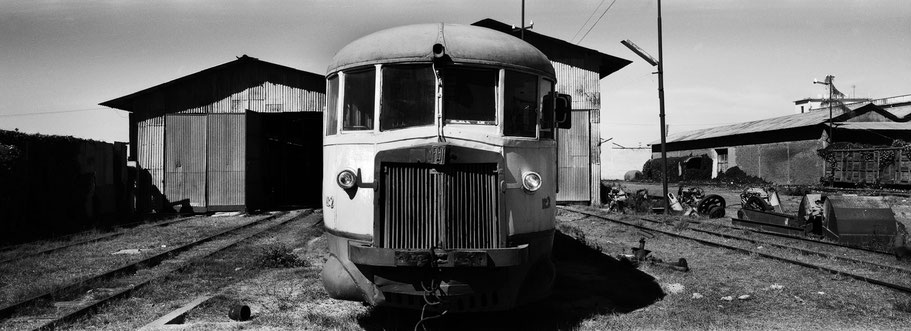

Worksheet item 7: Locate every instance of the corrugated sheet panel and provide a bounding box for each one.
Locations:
[201,82,326,114]
[552,61,600,110]
[262,81,326,113]
[165,115,207,208]
[137,116,165,195]
[557,110,591,202]
[207,114,246,207]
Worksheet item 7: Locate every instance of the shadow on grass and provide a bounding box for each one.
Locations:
[356,231,665,330]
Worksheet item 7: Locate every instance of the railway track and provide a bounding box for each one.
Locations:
[0,210,312,331]
[0,215,200,265]
[0,215,198,254]
[638,217,911,275]
[560,206,911,296]
[672,215,893,256]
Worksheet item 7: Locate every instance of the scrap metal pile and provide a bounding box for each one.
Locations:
[734,187,898,247]
[601,183,726,219]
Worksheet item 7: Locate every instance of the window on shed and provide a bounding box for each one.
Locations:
[343,69,375,131]
[380,65,435,131]
[716,149,729,175]
[443,67,497,124]
[504,71,538,137]
[326,75,339,135]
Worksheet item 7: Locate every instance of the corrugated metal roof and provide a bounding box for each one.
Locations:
[662,102,870,144]
[472,18,631,78]
[885,104,911,120]
[101,55,324,112]
[328,23,555,78]
[838,122,911,131]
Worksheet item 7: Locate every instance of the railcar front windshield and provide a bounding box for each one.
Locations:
[327,64,554,137]
[380,64,435,131]
[442,67,498,125]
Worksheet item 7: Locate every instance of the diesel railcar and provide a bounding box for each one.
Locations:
[320,23,570,312]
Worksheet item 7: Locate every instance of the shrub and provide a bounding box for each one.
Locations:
[256,244,309,268]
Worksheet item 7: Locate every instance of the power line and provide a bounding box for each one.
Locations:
[571,0,607,43]
[577,0,618,44]
[0,107,112,118]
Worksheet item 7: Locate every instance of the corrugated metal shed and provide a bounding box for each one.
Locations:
[102,55,325,212]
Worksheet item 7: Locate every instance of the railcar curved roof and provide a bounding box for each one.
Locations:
[327,23,555,77]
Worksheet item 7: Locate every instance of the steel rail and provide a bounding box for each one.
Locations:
[560,206,911,296]
[0,215,199,253]
[29,210,316,331]
[0,212,286,321]
[0,216,200,265]
[637,217,911,275]
[663,216,893,256]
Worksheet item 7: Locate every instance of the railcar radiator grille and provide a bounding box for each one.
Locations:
[380,163,499,249]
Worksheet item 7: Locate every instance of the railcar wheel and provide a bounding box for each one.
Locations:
[697,194,726,218]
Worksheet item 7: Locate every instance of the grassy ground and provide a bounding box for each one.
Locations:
[20,205,911,330]
[59,210,322,330]
[0,214,267,306]
[557,208,911,330]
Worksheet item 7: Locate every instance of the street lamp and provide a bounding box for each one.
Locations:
[813,77,835,145]
[621,0,669,211]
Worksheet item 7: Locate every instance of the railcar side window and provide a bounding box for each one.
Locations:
[326,75,339,135]
[381,65,435,131]
[343,69,375,131]
[504,71,538,137]
[540,79,555,139]
[443,67,497,124]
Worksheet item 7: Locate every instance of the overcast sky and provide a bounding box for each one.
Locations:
[1,0,909,148]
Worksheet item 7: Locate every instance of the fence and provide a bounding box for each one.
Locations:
[0,130,130,243]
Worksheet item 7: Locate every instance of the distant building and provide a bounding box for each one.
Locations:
[101,55,325,212]
[654,94,911,185]
[473,18,631,205]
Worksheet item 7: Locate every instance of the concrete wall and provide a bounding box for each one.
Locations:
[653,138,825,185]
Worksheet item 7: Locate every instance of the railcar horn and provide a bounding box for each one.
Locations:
[432,43,445,58]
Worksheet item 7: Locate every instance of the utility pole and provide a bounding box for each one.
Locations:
[621,0,668,211]
[656,0,668,209]
[521,0,525,40]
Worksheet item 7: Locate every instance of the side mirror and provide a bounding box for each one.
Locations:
[555,93,572,129]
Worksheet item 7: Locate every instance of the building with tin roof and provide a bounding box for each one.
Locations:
[653,94,911,185]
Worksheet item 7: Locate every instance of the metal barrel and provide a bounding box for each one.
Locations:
[821,195,897,245]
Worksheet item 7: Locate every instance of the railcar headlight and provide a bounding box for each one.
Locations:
[522,172,542,192]
[337,170,356,189]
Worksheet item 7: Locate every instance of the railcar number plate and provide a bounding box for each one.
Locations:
[427,145,448,165]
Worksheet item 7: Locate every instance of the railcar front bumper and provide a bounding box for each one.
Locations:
[348,242,528,268]
[321,231,554,312]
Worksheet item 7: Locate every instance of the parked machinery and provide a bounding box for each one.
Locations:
[735,188,898,247]
[602,185,629,213]
[668,186,726,218]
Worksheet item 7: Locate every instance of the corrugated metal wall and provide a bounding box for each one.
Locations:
[165,115,207,209]
[552,61,600,110]
[558,110,592,202]
[552,60,600,204]
[137,116,164,212]
[176,82,326,115]
[207,114,245,207]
